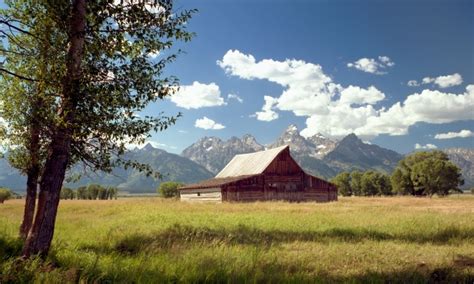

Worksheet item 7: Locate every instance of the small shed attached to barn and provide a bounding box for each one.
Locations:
[179,145,337,202]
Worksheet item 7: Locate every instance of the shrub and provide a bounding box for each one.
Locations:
[157,182,183,198]
[0,188,13,204]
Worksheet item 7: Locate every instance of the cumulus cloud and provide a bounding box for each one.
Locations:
[432,73,463,88]
[227,93,243,103]
[339,85,385,105]
[218,49,336,117]
[170,81,226,109]
[253,96,279,121]
[409,73,463,88]
[347,56,394,75]
[194,117,225,130]
[217,50,474,139]
[434,129,474,139]
[415,143,438,150]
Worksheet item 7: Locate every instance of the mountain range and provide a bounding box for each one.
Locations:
[182,125,403,179]
[1,125,473,192]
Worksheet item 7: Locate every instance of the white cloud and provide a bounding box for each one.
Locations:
[217,49,335,117]
[414,73,463,88]
[434,129,474,139]
[227,93,243,103]
[354,86,474,137]
[170,81,226,109]
[421,77,433,84]
[253,96,279,121]
[415,143,438,150]
[433,73,463,88]
[339,85,385,105]
[194,117,225,130]
[347,56,394,75]
[378,56,395,67]
[217,50,474,139]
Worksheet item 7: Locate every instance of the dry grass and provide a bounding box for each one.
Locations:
[0,196,473,282]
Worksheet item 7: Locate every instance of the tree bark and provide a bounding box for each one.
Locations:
[20,160,39,240]
[22,0,86,258]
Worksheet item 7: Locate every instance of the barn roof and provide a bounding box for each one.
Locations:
[215,145,289,178]
[179,175,257,190]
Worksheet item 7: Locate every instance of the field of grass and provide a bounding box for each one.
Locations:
[1,196,473,283]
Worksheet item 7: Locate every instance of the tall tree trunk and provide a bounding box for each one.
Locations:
[19,125,40,240]
[19,170,38,240]
[19,15,50,241]
[22,0,86,258]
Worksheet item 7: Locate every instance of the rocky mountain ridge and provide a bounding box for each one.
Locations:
[181,134,264,174]
[442,148,474,188]
[1,126,472,193]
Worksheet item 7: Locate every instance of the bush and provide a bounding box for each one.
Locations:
[74,185,118,200]
[0,188,13,204]
[157,182,183,198]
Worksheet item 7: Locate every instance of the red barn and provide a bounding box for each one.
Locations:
[179,145,337,202]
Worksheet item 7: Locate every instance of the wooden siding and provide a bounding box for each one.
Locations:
[263,148,302,175]
[180,187,222,202]
[221,171,337,203]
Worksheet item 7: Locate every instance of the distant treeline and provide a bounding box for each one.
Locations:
[332,151,464,197]
[61,184,118,200]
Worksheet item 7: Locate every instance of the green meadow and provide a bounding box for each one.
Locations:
[1,196,473,283]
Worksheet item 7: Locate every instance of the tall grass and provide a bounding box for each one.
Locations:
[0,196,473,282]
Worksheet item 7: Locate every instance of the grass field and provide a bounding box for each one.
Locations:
[1,196,473,283]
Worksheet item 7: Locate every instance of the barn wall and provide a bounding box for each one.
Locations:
[180,187,222,202]
[222,172,337,203]
[303,174,338,202]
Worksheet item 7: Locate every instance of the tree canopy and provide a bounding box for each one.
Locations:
[0,0,195,257]
[332,170,392,196]
[391,151,463,196]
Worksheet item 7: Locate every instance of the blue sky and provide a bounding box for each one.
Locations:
[144,0,473,154]
[2,0,473,154]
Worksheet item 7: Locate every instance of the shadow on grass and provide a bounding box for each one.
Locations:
[9,256,472,283]
[72,259,474,283]
[1,233,473,283]
[79,224,474,256]
[0,235,23,260]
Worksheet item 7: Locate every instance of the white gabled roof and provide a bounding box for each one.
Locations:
[215,145,289,178]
